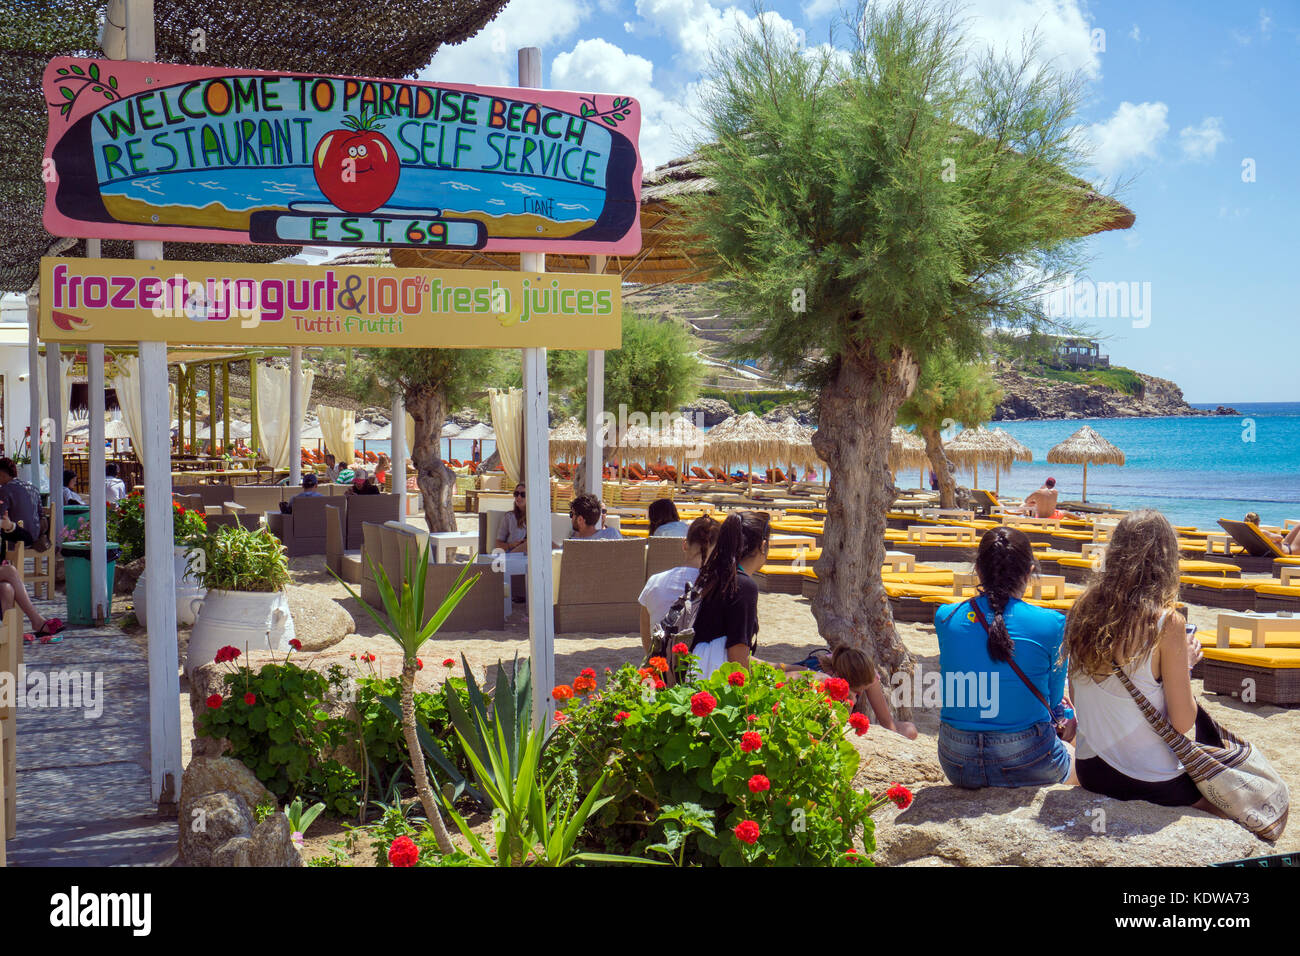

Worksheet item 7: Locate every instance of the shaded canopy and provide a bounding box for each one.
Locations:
[1,0,511,293]
[457,422,496,442]
[889,426,930,472]
[771,417,820,469]
[548,417,588,461]
[701,412,786,468]
[440,421,464,439]
[945,426,1035,471]
[647,415,706,460]
[1046,425,1126,466]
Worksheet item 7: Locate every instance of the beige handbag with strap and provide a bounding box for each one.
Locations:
[1112,664,1289,841]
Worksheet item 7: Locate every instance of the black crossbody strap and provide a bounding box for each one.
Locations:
[970,600,1054,718]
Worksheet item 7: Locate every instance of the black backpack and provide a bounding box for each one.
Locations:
[644,579,706,686]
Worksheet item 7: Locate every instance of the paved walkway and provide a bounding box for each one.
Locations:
[5,599,176,866]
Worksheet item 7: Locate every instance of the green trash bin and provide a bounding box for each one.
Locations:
[62,542,121,627]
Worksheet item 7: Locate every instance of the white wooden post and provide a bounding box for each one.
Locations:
[26,299,41,489]
[585,255,607,497]
[45,344,62,541]
[288,346,302,487]
[88,240,107,623]
[519,47,557,728]
[128,0,181,807]
[391,393,407,526]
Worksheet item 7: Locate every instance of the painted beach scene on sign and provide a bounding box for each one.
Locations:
[41,58,642,254]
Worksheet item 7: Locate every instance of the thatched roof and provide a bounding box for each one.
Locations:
[617,423,655,454]
[771,417,820,468]
[945,426,1035,470]
[889,426,930,472]
[548,417,587,460]
[647,416,706,459]
[702,412,786,467]
[1046,425,1126,466]
[1,0,510,293]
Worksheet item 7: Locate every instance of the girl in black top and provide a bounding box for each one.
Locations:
[689,511,770,677]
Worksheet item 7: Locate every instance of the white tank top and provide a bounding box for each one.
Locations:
[1070,611,1183,782]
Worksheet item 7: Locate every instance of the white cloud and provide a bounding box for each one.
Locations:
[628,0,802,63]
[953,0,1102,79]
[1085,101,1169,177]
[802,0,838,19]
[1179,117,1226,162]
[1259,8,1273,37]
[1129,24,1140,42]
[421,0,593,87]
[551,37,702,170]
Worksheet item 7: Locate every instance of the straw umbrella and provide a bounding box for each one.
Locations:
[440,421,462,461]
[616,423,655,481]
[702,412,786,492]
[889,427,930,487]
[548,417,587,465]
[771,417,819,482]
[1046,425,1125,502]
[648,416,706,484]
[945,426,1035,496]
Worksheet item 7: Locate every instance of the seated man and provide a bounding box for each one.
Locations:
[0,457,41,560]
[322,453,340,483]
[1244,512,1300,554]
[283,473,323,513]
[1017,476,1060,518]
[569,492,621,540]
[104,463,128,504]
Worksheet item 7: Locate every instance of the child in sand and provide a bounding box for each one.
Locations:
[781,646,918,739]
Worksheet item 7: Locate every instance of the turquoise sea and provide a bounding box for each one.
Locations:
[971,403,1300,530]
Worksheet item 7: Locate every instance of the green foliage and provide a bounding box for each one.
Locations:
[684,2,1113,388]
[284,797,327,838]
[550,312,702,417]
[1032,364,1142,395]
[362,347,511,411]
[546,660,887,866]
[698,386,815,417]
[190,524,290,592]
[443,654,532,809]
[897,348,1003,432]
[196,661,360,816]
[106,491,206,562]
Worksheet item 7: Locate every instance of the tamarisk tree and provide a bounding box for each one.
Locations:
[686,1,1125,681]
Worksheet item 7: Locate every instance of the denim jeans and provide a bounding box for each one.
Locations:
[937,720,1071,789]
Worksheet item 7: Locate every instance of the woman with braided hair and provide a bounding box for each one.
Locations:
[934,526,1074,788]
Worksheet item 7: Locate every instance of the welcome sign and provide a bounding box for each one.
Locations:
[39,257,622,349]
[42,58,642,254]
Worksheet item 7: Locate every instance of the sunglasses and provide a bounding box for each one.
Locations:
[514,490,526,497]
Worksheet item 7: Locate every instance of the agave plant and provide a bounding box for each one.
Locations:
[334,540,478,856]
[445,652,532,808]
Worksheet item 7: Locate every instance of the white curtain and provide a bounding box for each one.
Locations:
[488,387,523,486]
[404,412,414,453]
[255,363,314,469]
[316,404,356,465]
[110,354,145,462]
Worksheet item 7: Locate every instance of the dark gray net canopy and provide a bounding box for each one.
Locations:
[0,0,510,292]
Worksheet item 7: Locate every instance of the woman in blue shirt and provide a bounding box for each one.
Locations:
[934,527,1073,788]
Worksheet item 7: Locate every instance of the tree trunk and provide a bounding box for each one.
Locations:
[920,425,958,509]
[401,660,455,855]
[407,384,456,533]
[811,347,920,713]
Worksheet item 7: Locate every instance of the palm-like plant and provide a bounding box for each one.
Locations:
[335,541,479,855]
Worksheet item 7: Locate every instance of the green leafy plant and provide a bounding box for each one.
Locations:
[443,653,532,809]
[107,491,206,561]
[547,658,904,866]
[285,796,327,849]
[190,524,290,592]
[334,542,479,856]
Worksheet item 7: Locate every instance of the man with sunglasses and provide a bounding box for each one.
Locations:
[569,493,621,539]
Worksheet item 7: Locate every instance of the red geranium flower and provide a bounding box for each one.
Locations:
[746,714,758,722]
[213,645,241,664]
[733,820,760,845]
[886,783,913,809]
[388,835,419,867]
[614,711,630,723]
[206,693,223,709]
[849,712,871,736]
[573,675,597,694]
[739,731,763,753]
[649,656,669,674]
[579,667,596,679]
[349,653,357,661]
[653,678,665,690]
[775,682,785,689]
[416,658,423,670]
[771,702,780,713]
[552,684,574,701]
[748,774,771,793]
[672,642,689,655]
[727,671,745,687]
[554,711,569,724]
[243,692,256,706]
[822,677,850,701]
[288,638,302,651]
[366,653,376,663]
[442,658,455,668]
[690,691,717,717]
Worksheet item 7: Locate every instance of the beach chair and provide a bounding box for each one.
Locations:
[344,494,401,550]
[325,507,360,583]
[554,539,648,633]
[691,467,711,481]
[267,496,344,556]
[421,561,504,631]
[1200,646,1300,706]
[360,522,383,607]
[1214,519,1287,573]
[10,531,55,602]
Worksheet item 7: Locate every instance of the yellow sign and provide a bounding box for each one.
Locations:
[39,257,621,349]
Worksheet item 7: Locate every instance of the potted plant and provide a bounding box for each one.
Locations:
[59,516,122,627]
[184,524,294,675]
[118,494,209,628]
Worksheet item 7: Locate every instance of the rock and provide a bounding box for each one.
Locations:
[851,726,947,796]
[188,664,233,758]
[179,791,253,866]
[210,836,254,867]
[285,586,354,651]
[763,402,817,427]
[114,557,146,595]
[678,398,733,427]
[869,783,1269,866]
[181,756,274,818]
[250,811,304,867]
[992,366,1209,421]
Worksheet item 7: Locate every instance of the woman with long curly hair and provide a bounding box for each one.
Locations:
[1065,510,1220,811]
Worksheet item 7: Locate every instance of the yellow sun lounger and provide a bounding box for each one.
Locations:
[1199,646,1300,704]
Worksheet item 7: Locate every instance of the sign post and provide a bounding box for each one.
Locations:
[586,255,607,497]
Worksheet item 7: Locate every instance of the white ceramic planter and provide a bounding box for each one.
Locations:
[134,545,207,629]
[184,588,296,675]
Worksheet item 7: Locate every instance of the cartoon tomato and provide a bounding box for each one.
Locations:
[312,114,400,214]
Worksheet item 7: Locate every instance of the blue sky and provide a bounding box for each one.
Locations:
[423,0,1300,403]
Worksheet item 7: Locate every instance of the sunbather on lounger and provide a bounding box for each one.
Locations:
[1015,476,1059,518]
[1244,513,1300,554]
